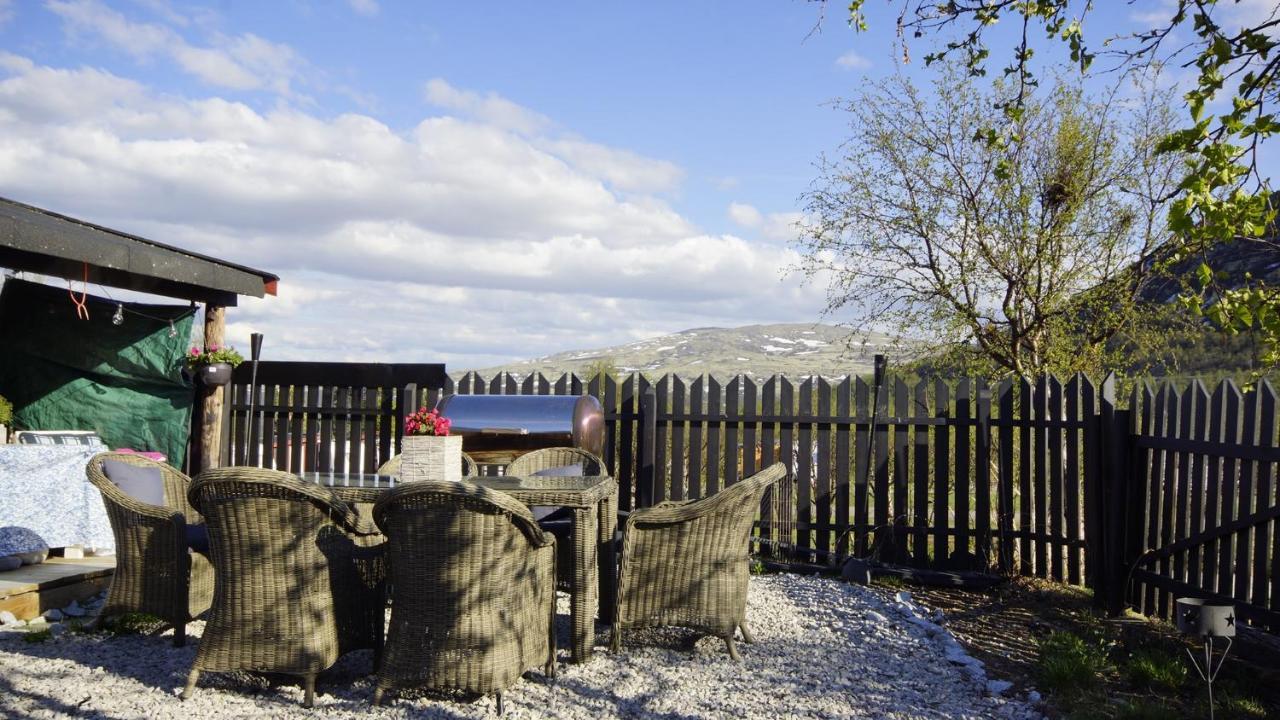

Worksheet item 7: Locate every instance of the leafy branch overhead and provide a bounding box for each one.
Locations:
[842,0,1279,364]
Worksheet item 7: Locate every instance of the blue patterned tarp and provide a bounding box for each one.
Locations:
[0,445,113,551]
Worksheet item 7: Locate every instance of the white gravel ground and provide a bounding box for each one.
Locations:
[0,574,1045,719]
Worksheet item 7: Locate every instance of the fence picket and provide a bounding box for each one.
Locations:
[835,376,851,558]
[1019,378,1033,575]
[708,376,723,497]
[656,375,670,503]
[956,379,973,568]
[1219,382,1243,599]
[913,379,930,566]
[997,380,1014,573]
[761,376,779,556]
[671,375,687,502]
[937,380,953,568]
[854,378,870,557]
[817,378,833,556]
[976,379,992,571]
[778,377,795,558]
[1258,381,1277,611]
[690,376,705,501]
[797,377,813,558]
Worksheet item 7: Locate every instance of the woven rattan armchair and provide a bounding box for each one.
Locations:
[611,462,786,661]
[505,447,603,476]
[506,447,603,589]
[183,467,386,707]
[85,452,213,647]
[371,481,557,712]
[377,451,478,477]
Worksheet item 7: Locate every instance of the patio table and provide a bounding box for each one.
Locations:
[301,471,618,663]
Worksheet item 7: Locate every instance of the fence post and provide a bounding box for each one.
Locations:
[639,386,657,508]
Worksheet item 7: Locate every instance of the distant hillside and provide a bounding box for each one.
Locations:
[469,323,912,379]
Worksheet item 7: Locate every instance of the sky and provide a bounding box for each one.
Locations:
[0,0,1276,370]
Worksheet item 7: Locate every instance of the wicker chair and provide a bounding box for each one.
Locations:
[377,451,478,477]
[506,447,603,588]
[85,452,213,647]
[505,447,603,476]
[611,462,786,661]
[371,481,557,712]
[183,467,386,707]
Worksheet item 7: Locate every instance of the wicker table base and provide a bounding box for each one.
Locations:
[310,472,617,663]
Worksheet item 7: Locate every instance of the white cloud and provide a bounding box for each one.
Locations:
[46,0,302,96]
[835,50,871,70]
[347,0,379,17]
[728,202,763,227]
[1222,0,1280,29]
[727,203,800,242]
[0,55,825,367]
[542,138,683,194]
[423,78,551,136]
[0,0,13,27]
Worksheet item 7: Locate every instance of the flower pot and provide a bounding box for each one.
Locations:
[197,362,233,387]
[400,434,463,483]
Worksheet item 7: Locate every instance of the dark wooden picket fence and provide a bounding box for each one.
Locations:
[219,363,1280,633]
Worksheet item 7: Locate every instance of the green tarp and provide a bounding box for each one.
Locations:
[0,278,196,466]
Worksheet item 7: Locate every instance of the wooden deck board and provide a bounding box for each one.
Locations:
[0,556,114,620]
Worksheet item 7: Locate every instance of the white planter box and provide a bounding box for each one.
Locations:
[399,434,462,483]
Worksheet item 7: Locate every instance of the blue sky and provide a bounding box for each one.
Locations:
[0,1,1274,368]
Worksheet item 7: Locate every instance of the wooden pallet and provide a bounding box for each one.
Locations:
[0,556,114,621]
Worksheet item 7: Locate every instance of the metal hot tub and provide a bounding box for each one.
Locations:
[434,394,605,466]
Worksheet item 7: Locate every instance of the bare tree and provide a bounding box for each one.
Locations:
[796,69,1182,377]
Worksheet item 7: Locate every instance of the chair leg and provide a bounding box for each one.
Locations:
[495,692,504,715]
[610,627,622,653]
[172,619,186,648]
[302,674,316,708]
[739,623,755,644]
[372,686,386,706]
[181,669,200,700]
[724,634,742,662]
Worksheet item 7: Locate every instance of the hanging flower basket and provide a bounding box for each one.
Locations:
[186,345,243,388]
[197,362,233,387]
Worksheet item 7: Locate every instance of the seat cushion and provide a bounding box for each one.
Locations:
[185,524,209,555]
[532,463,583,477]
[101,460,166,507]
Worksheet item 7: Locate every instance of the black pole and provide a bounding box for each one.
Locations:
[246,333,263,466]
[865,354,887,559]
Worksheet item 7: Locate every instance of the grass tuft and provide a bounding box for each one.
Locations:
[103,612,163,636]
[1112,700,1180,720]
[1037,631,1106,694]
[1216,693,1269,720]
[1123,646,1188,692]
[21,628,52,643]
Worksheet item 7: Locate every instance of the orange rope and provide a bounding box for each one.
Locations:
[67,262,89,320]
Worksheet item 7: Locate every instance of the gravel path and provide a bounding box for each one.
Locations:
[0,574,1044,719]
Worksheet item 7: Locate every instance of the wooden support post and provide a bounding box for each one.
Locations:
[200,305,226,472]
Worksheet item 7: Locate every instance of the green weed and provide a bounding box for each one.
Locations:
[873,575,905,589]
[1112,699,1180,720]
[103,613,162,636]
[21,628,52,643]
[1216,693,1269,720]
[1037,631,1106,694]
[1123,646,1187,692]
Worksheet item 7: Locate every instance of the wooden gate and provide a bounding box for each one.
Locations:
[1126,379,1280,631]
